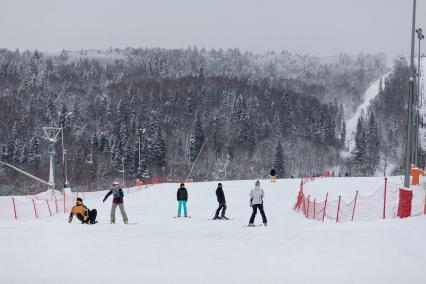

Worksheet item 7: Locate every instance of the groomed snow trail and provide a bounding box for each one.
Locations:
[346,73,390,151]
[1,177,426,284]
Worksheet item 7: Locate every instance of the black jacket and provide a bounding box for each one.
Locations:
[177,187,188,201]
[270,169,276,176]
[216,187,226,203]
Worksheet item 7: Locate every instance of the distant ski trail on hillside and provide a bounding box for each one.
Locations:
[345,72,391,151]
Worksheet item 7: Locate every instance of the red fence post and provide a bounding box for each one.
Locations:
[322,193,328,222]
[336,195,341,223]
[351,191,358,222]
[55,197,58,214]
[32,199,38,218]
[307,195,310,218]
[46,199,52,216]
[12,198,17,220]
[383,177,387,219]
[424,195,426,215]
[313,199,316,220]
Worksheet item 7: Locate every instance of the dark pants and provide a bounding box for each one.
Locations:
[84,209,97,224]
[249,204,267,224]
[215,202,227,217]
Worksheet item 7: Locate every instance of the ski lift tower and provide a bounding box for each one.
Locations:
[42,127,61,191]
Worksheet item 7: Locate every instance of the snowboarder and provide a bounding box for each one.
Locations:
[176,183,188,217]
[103,181,128,224]
[214,183,229,220]
[248,180,267,226]
[68,197,97,224]
[270,168,276,183]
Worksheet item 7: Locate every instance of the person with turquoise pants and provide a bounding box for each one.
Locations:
[176,183,188,217]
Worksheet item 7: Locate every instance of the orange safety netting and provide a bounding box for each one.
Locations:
[294,178,426,223]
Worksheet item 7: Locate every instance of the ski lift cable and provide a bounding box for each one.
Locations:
[185,138,208,182]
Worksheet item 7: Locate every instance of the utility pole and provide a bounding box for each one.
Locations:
[42,127,61,191]
[415,28,424,166]
[60,112,72,188]
[404,0,417,188]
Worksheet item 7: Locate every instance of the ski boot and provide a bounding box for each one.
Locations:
[263,222,267,226]
[124,220,128,224]
[221,216,230,220]
[213,216,220,220]
[248,223,255,227]
[110,220,115,224]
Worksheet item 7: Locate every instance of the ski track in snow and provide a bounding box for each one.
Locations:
[345,72,391,151]
[1,177,426,284]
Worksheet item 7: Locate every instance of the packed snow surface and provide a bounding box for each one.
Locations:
[1,177,426,284]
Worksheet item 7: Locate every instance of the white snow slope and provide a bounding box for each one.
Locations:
[1,177,426,284]
[345,73,390,152]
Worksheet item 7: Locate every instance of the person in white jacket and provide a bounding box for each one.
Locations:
[248,180,267,226]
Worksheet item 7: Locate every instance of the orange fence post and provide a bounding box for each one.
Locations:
[383,177,387,219]
[32,199,38,218]
[424,195,426,215]
[46,199,52,216]
[351,191,358,222]
[306,195,310,218]
[313,199,316,220]
[336,195,341,223]
[55,196,58,214]
[12,198,17,220]
[322,193,328,222]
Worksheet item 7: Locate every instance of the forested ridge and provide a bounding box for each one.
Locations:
[0,47,389,193]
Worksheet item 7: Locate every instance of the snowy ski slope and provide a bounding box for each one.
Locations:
[1,177,425,284]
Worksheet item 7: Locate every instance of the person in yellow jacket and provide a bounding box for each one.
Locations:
[68,198,97,224]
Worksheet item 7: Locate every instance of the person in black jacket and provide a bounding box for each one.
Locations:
[214,183,229,220]
[176,183,188,217]
[103,181,128,224]
[270,168,276,183]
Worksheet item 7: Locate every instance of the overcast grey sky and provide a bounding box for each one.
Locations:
[0,0,425,60]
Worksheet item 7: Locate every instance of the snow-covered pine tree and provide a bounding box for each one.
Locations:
[352,117,367,176]
[231,94,247,121]
[273,141,286,178]
[366,113,380,176]
[189,112,205,162]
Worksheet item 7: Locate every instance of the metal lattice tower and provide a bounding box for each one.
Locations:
[42,127,61,191]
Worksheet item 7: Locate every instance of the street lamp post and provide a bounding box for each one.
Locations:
[404,0,417,188]
[414,28,424,166]
[61,112,72,188]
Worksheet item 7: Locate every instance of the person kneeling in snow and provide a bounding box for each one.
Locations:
[103,181,128,224]
[68,197,97,224]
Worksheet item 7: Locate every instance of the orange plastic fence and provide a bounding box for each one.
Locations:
[294,177,426,223]
[0,177,181,221]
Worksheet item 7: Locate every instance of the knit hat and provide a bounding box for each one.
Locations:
[180,183,185,187]
[218,183,222,187]
[76,197,83,203]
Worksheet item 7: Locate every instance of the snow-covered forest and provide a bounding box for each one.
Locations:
[0,48,395,193]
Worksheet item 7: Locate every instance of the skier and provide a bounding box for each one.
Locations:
[176,183,188,217]
[248,180,267,226]
[103,181,128,224]
[68,197,97,224]
[270,168,276,183]
[214,183,229,220]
